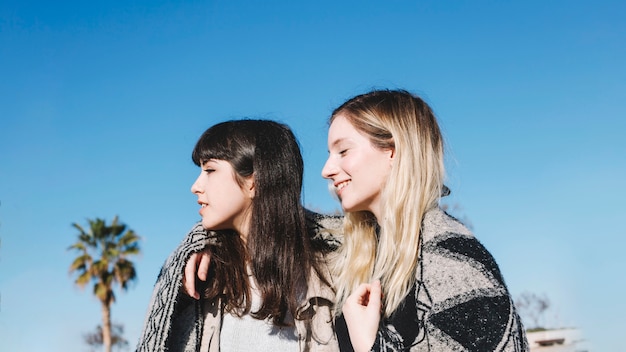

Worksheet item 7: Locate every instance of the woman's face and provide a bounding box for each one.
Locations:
[191,159,254,240]
[322,114,393,220]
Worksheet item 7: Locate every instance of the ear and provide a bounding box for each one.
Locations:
[244,176,255,199]
[387,147,395,164]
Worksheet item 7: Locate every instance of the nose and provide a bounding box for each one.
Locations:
[321,156,337,179]
[191,174,202,194]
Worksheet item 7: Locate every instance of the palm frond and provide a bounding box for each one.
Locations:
[69,216,141,314]
[75,271,92,288]
[68,254,92,273]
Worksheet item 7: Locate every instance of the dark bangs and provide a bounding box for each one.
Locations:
[191,121,255,178]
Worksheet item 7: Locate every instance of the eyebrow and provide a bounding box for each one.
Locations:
[201,159,218,167]
[329,137,348,151]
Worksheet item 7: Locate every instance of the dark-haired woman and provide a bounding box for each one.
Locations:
[136,119,340,352]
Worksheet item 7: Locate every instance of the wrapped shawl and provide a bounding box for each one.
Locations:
[136,212,342,352]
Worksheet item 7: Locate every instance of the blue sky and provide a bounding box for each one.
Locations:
[1,0,624,351]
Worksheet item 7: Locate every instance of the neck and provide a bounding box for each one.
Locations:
[234,208,252,245]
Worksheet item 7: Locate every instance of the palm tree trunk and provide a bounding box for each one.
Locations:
[101,302,112,352]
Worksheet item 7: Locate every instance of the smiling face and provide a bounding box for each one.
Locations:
[322,114,394,221]
[191,159,254,240]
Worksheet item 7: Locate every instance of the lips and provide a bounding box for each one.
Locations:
[197,201,208,215]
[334,180,350,196]
[336,181,350,190]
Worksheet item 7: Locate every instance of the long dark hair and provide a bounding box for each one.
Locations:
[191,119,322,325]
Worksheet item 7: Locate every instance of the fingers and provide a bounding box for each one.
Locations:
[197,251,211,281]
[348,283,372,306]
[183,253,200,300]
[183,251,212,300]
[346,281,381,308]
[367,280,382,313]
[342,280,382,352]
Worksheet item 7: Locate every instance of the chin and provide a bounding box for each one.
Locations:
[341,202,369,214]
[340,204,357,213]
[202,221,231,232]
[201,220,217,230]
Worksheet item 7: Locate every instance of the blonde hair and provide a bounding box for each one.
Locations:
[331,89,445,317]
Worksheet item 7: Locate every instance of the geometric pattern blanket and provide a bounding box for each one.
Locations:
[135,208,528,352]
[135,212,342,352]
[371,207,529,351]
[135,222,209,352]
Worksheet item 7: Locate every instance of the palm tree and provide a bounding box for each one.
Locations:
[68,216,141,352]
[84,323,129,352]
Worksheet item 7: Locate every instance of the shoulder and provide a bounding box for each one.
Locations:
[420,207,506,288]
[418,207,513,321]
[305,209,344,250]
[414,208,527,351]
[421,207,472,241]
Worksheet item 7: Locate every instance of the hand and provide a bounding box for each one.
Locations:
[182,250,211,300]
[342,280,382,352]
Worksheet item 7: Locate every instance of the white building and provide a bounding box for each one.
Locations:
[527,328,590,352]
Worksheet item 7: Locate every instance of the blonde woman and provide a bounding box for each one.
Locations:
[322,89,528,351]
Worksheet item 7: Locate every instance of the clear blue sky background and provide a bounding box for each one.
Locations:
[1,1,624,351]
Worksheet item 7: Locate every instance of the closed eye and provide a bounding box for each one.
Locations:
[203,168,215,174]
